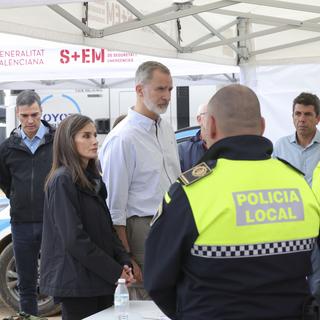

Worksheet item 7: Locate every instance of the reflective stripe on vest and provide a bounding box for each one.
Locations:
[183,158,320,246]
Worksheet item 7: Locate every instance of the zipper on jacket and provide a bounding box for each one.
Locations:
[31,157,34,216]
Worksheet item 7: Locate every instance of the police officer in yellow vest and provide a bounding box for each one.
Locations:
[144,84,320,320]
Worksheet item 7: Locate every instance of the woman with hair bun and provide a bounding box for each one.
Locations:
[40,114,134,320]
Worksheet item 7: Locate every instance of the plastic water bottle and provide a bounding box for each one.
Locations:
[114,278,129,320]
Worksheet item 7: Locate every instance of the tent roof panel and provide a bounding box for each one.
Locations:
[0,0,96,9]
[0,32,238,88]
[1,0,320,66]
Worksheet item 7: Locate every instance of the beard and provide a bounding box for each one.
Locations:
[144,98,168,115]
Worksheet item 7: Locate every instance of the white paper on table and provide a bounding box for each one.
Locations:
[142,311,170,320]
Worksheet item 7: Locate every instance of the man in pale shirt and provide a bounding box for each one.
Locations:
[273,92,320,186]
[178,103,208,172]
[99,61,181,299]
[273,92,320,300]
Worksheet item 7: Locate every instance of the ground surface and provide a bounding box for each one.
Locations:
[0,193,60,319]
[0,297,61,319]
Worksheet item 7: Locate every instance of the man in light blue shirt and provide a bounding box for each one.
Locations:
[273,92,320,300]
[273,92,320,186]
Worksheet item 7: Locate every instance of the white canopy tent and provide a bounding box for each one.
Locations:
[0,0,320,66]
[0,32,238,89]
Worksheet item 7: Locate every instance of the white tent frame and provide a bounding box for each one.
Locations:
[1,1,320,66]
[2,1,320,144]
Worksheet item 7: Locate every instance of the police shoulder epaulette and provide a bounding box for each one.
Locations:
[276,157,305,176]
[179,161,214,186]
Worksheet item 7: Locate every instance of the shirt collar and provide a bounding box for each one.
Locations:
[290,129,320,145]
[289,133,296,144]
[20,121,47,141]
[128,107,162,132]
[313,130,320,143]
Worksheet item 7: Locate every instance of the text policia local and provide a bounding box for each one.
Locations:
[233,189,304,225]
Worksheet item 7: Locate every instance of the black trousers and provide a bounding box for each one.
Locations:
[60,295,114,320]
[11,222,43,316]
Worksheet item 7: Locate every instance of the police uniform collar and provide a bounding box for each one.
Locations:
[201,135,273,162]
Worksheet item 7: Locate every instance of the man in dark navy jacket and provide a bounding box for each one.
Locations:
[178,103,208,172]
[0,90,54,316]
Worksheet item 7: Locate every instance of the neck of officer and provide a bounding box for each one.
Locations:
[207,129,262,149]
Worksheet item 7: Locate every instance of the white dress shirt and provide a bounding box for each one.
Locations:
[99,107,181,226]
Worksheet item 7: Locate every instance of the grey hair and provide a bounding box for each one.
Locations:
[135,61,171,85]
[16,90,41,109]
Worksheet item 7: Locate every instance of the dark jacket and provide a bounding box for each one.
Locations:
[178,130,207,172]
[40,167,131,297]
[0,120,55,222]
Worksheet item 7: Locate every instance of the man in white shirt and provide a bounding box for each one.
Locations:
[99,61,181,299]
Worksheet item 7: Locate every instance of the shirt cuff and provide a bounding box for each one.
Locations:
[110,209,127,226]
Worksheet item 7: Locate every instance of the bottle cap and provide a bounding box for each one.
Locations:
[118,278,126,284]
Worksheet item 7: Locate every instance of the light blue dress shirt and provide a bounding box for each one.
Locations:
[274,129,320,296]
[273,129,320,186]
[20,122,48,154]
[99,107,181,226]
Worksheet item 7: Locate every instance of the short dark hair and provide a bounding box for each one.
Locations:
[16,90,41,108]
[293,92,320,116]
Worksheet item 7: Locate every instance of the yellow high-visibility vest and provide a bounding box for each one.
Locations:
[181,158,320,247]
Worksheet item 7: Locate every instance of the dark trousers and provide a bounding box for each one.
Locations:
[60,295,113,320]
[11,222,43,316]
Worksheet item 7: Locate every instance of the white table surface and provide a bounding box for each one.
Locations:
[83,300,170,320]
